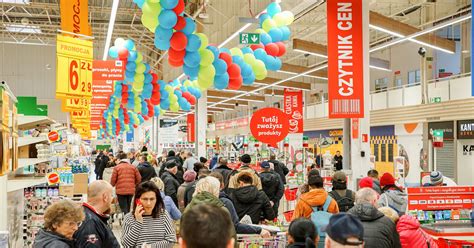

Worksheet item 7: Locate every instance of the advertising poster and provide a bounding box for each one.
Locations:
[284,89,303,133]
[407,186,474,211]
[159,119,179,145]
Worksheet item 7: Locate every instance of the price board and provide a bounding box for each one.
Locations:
[56,34,93,99]
[62,98,90,112]
[71,109,91,119]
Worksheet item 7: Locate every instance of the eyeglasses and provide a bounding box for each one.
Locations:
[65,221,83,227]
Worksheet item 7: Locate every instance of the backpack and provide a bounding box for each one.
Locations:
[309,196,333,237]
[329,190,354,212]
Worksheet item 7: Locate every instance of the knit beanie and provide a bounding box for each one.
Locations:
[358,177,373,189]
[430,171,444,186]
[183,170,197,183]
[380,173,396,188]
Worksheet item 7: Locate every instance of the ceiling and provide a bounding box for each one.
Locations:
[0,0,471,119]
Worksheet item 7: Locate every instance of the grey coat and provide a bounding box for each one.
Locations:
[34,229,73,248]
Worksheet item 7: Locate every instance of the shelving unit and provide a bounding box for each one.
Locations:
[17,115,54,130]
[7,177,47,193]
[9,135,47,149]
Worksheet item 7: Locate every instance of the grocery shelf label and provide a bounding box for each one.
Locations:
[284,89,303,134]
[327,0,364,118]
[407,186,474,210]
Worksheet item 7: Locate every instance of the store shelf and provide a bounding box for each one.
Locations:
[7,176,47,193]
[10,136,48,149]
[18,158,50,167]
[18,116,54,130]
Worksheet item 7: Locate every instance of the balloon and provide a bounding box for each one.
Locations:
[199,49,214,66]
[258,13,270,24]
[214,73,229,90]
[170,103,180,112]
[173,0,185,15]
[154,36,170,50]
[260,32,272,45]
[198,65,216,81]
[197,75,213,89]
[161,0,179,10]
[174,16,186,30]
[184,51,201,68]
[213,59,228,75]
[250,44,265,51]
[134,73,145,82]
[170,32,187,51]
[118,48,129,59]
[280,26,291,41]
[262,18,276,32]
[243,73,256,85]
[136,63,146,73]
[273,12,286,27]
[168,57,184,67]
[183,64,199,78]
[240,63,253,77]
[182,17,196,35]
[268,28,282,42]
[108,46,119,58]
[228,76,243,90]
[219,47,231,55]
[158,10,178,29]
[227,63,241,79]
[142,2,161,15]
[124,40,135,50]
[128,51,138,61]
[265,43,279,56]
[195,33,208,50]
[243,53,256,65]
[266,2,281,17]
[135,52,143,63]
[281,11,295,25]
[230,47,243,57]
[207,45,220,59]
[241,47,253,54]
[219,53,232,67]
[168,47,186,61]
[232,56,244,66]
[275,42,286,57]
[114,38,125,47]
[133,0,145,8]
[155,26,173,41]
[186,34,201,52]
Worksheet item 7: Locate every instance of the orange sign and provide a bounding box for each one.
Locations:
[47,172,60,185]
[92,60,125,81]
[352,118,359,139]
[60,0,91,37]
[48,131,60,143]
[327,0,364,118]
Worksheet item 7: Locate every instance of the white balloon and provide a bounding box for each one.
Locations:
[114,38,126,47]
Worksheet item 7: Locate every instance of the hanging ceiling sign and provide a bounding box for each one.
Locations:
[92,60,125,81]
[250,108,289,147]
[284,89,303,134]
[60,0,91,37]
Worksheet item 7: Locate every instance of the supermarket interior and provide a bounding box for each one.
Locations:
[1,0,474,247]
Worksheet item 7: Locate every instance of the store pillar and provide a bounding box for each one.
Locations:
[0,176,7,230]
[195,91,207,158]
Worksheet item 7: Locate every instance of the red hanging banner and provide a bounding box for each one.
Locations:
[187,113,195,143]
[284,89,303,133]
[327,0,364,118]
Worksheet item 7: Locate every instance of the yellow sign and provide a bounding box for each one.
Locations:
[1,89,9,128]
[56,34,93,99]
[70,109,91,119]
[60,0,91,37]
[12,105,17,134]
[62,98,90,111]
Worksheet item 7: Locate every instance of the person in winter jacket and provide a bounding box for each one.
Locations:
[34,199,84,248]
[378,207,400,223]
[396,214,438,248]
[287,218,319,248]
[329,171,355,212]
[358,176,383,195]
[160,160,181,207]
[150,177,182,221]
[137,155,157,183]
[209,153,219,170]
[367,169,382,194]
[184,176,228,212]
[184,168,211,207]
[213,157,233,187]
[111,153,142,214]
[297,169,320,199]
[259,161,284,216]
[324,213,364,248]
[227,154,262,191]
[177,170,197,212]
[378,173,407,215]
[182,152,198,171]
[74,181,120,248]
[94,151,104,180]
[293,174,339,220]
[269,154,289,184]
[348,188,401,248]
[229,172,276,224]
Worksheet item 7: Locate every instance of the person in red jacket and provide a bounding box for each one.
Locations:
[396,214,438,248]
[111,153,141,214]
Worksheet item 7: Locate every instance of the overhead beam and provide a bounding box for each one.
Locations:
[207,90,266,102]
[281,63,328,79]
[292,39,328,57]
[256,77,312,90]
[207,98,249,106]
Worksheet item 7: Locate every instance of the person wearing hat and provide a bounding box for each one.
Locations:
[259,161,284,216]
[160,160,181,207]
[429,170,444,186]
[177,170,197,212]
[348,188,401,248]
[329,171,355,212]
[358,176,380,194]
[377,173,407,215]
[227,154,262,191]
[367,169,382,194]
[324,213,364,247]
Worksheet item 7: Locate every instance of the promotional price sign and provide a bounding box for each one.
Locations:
[327,0,364,118]
[250,108,289,147]
[92,60,125,81]
[1,89,9,128]
[60,0,91,37]
[61,98,90,112]
[48,131,60,143]
[407,186,474,211]
[56,34,93,99]
[283,89,303,133]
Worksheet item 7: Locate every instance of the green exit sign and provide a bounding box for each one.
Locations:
[239,33,260,45]
[433,129,444,138]
[431,97,442,103]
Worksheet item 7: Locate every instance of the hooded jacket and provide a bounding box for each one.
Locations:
[160,171,180,207]
[214,164,233,186]
[227,166,262,190]
[396,215,438,248]
[34,229,73,248]
[74,203,120,248]
[378,189,408,215]
[292,189,339,220]
[259,170,284,203]
[111,161,141,195]
[268,159,289,184]
[137,162,157,182]
[185,191,225,211]
[348,203,401,248]
[229,185,275,224]
[219,191,262,235]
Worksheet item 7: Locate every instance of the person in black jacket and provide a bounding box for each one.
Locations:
[74,180,120,248]
[137,155,157,182]
[94,151,103,179]
[160,150,185,184]
[259,161,284,216]
[348,188,401,248]
[213,158,233,186]
[160,160,181,207]
[268,154,289,184]
[334,151,343,171]
[230,172,275,224]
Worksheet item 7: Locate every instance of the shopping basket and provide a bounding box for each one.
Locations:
[284,188,298,201]
[436,238,474,248]
[283,210,294,222]
[236,233,287,248]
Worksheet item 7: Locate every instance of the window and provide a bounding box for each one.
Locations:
[388,144,394,162]
[374,144,379,162]
[395,78,402,87]
[374,78,389,91]
[408,70,421,85]
[381,143,387,162]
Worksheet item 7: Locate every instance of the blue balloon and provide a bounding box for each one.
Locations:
[213,59,228,75]
[183,51,201,68]
[154,106,160,116]
[161,99,170,110]
[241,47,253,54]
[214,73,229,90]
[154,36,171,50]
[133,0,145,8]
[266,2,281,17]
[138,115,145,123]
[126,69,135,79]
[161,0,178,9]
[158,80,166,88]
[280,26,291,41]
[243,73,256,85]
[260,32,272,45]
[155,26,173,41]
[254,48,267,60]
[207,46,219,59]
[182,17,196,35]
[268,28,283,42]
[258,13,270,25]
[144,63,150,72]
[127,51,137,61]
[240,64,253,77]
[108,46,119,58]
[232,56,244,66]
[160,90,169,99]
[183,64,199,78]
[158,10,178,29]
[186,34,201,52]
[219,48,231,55]
[174,90,183,97]
[124,40,135,50]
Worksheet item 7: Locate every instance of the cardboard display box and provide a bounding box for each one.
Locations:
[73,173,88,194]
[59,185,74,197]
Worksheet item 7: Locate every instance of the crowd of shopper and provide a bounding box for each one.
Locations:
[35,148,450,248]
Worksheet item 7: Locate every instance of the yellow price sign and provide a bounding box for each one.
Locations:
[70,109,91,119]
[56,34,93,99]
[62,98,90,112]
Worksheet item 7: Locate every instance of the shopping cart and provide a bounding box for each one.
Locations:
[236,233,287,248]
[436,238,474,248]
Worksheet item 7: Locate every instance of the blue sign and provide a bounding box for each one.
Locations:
[126,131,134,142]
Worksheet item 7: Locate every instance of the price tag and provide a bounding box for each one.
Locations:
[71,109,91,119]
[56,34,93,99]
[62,98,90,111]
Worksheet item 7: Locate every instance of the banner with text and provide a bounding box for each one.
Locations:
[327,0,364,118]
[92,60,125,81]
[284,89,303,133]
[250,108,289,147]
[90,80,113,130]
[60,0,91,37]
[407,186,474,211]
[187,114,195,143]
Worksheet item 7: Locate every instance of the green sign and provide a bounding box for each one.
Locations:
[431,97,442,103]
[239,33,260,45]
[433,129,444,138]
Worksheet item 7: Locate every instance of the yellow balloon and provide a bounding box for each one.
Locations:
[273,12,286,27]
[134,73,145,82]
[141,14,158,31]
[170,103,180,112]
[134,104,141,113]
[199,49,214,66]
[243,53,256,65]
[262,19,276,32]
[142,2,161,15]
[135,52,143,63]
[281,11,295,25]
[195,33,209,51]
[135,63,146,73]
[197,76,213,90]
[255,28,266,34]
[132,81,144,92]
[230,47,243,58]
[198,65,216,81]
[183,80,192,87]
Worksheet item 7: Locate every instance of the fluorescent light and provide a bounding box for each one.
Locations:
[293,48,328,58]
[369,65,391,72]
[218,23,252,49]
[212,106,235,110]
[5,24,41,34]
[102,0,120,60]
[1,0,29,3]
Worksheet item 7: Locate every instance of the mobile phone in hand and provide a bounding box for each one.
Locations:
[135,199,142,206]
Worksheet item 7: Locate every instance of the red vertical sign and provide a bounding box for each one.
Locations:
[284,89,303,133]
[351,118,359,139]
[327,0,364,118]
[187,113,195,143]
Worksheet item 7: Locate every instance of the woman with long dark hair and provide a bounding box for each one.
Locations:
[121,181,176,247]
[287,218,319,248]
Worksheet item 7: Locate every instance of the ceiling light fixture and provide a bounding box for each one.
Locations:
[102,0,120,60]
[293,48,328,58]
[369,65,391,72]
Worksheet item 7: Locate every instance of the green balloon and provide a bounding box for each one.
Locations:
[142,2,161,15]
[196,33,209,51]
[135,52,143,63]
[197,76,213,90]
[170,103,180,112]
[199,49,215,66]
[134,104,141,113]
[262,19,276,32]
[136,63,146,73]
[141,14,158,32]
[134,73,145,83]
[183,80,192,87]
[198,65,216,81]
[243,53,256,65]
[230,47,243,58]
